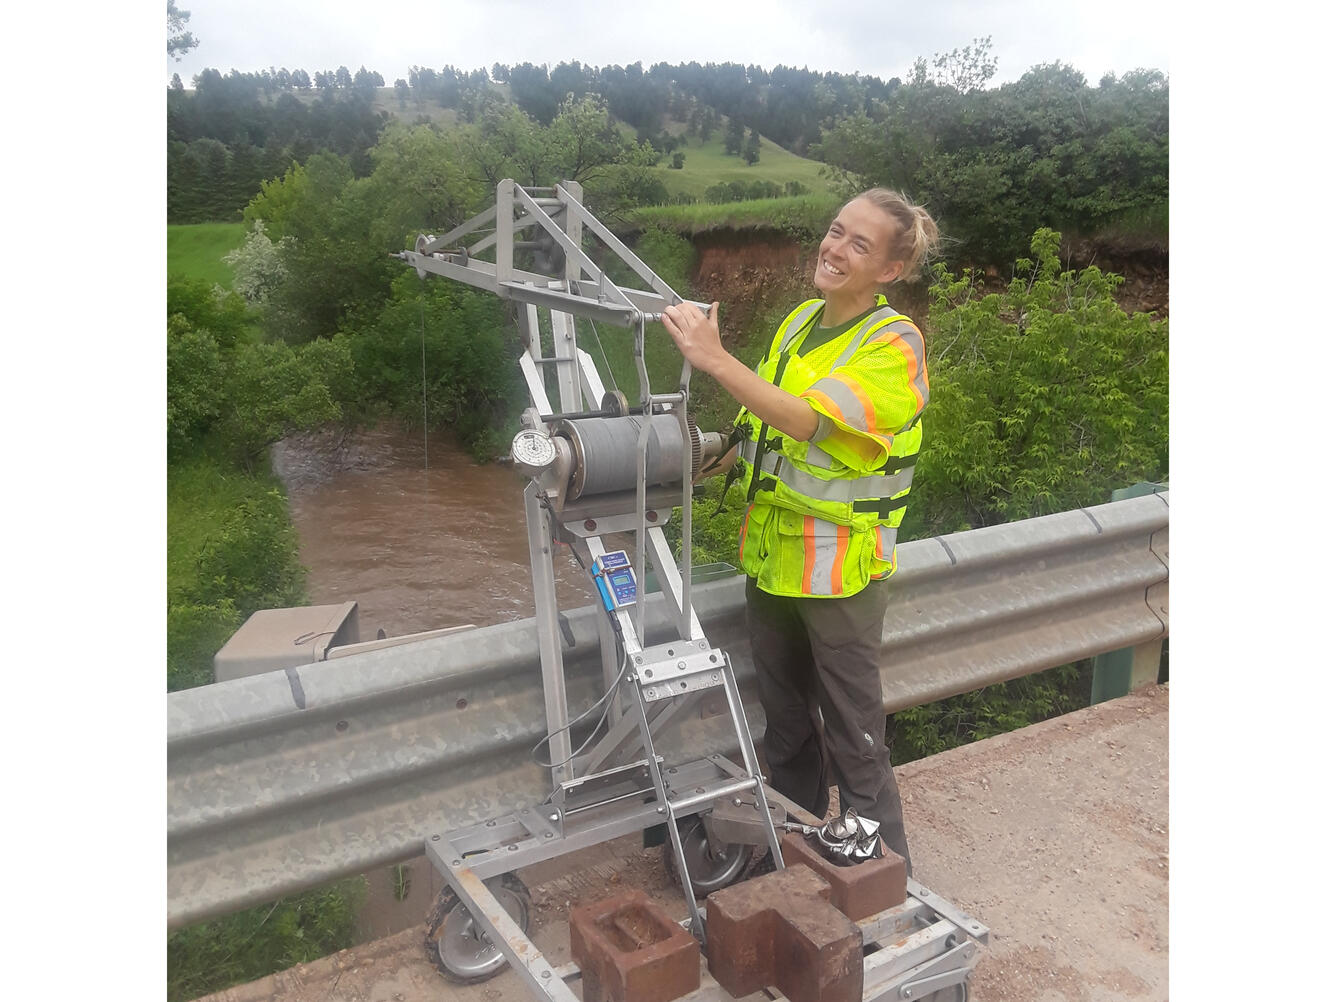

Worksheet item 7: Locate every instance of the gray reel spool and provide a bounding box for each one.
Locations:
[554,415,703,501]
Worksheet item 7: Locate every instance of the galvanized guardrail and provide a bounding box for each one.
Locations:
[167,492,1168,929]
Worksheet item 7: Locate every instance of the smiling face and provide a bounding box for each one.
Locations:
[814,197,905,316]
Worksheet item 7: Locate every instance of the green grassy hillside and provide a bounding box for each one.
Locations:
[650,128,837,200]
[168,221,246,286]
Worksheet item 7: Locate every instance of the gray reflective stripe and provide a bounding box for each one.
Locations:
[807,376,869,432]
[803,440,837,468]
[773,456,914,503]
[831,307,907,370]
[744,438,914,501]
[877,320,929,415]
[778,301,825,353]
[805,519,841,596]
[808,414,836,450]
[875,524,898,561]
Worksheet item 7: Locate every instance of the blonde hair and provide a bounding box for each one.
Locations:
[854,188,941,284]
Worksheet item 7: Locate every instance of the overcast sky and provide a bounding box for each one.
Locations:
[166,0,1170,89]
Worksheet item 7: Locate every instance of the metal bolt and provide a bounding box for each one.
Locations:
[486,820,496,827]
[584,519,597,531]
[657,806,666,814]
[647,510,658,522]
[646,688,656,698]
[733,798,742,806]
[541,970,551,979]
[695,787,704,794]
[711,673,719,682]
[634,655,643,664]
[335,719,349,732]
[677,661,686,670]
[507,844,518,851]
[544,832,553,839]
[451,858,461,866]
[645,669,653,678]
[549,813,560,822]
[709,654,717,663]
[668,767,677,774]
[431,834,440,841]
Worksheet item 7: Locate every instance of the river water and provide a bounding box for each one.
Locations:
[271,423,593,639]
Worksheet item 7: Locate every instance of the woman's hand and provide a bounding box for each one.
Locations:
[662,301,725,374]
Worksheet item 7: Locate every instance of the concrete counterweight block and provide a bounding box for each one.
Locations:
[569,889,700,1002]
[780,831,908,920]
[705,865,863,1002]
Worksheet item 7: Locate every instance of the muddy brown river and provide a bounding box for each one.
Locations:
[272,423,593,639]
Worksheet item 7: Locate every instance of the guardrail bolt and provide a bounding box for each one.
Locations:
[507,844,518,851]
[451,859,461,866]
[549,813,560,822]
[678,661,686,670]
[431,834,440,841]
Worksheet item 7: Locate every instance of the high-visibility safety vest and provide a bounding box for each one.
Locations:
[735,294,928,598]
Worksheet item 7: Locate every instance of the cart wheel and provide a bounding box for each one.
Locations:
[664,814,750,896]
[424,873,531,984]
[922,982,969,1002]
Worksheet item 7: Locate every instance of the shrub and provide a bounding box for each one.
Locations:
[167,600,242,691]
[187,491,307,617]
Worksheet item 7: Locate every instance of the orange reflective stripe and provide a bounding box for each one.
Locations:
[831,524,849,595]
[872,331,928,413]
[804,385,895,453]
[802,387,846,425]
[739,505,753,564]
[833,372,878,433]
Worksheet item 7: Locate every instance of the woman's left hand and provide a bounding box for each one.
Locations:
[662,302,724,374]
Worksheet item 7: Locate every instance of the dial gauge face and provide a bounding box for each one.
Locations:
[511,430,557,469]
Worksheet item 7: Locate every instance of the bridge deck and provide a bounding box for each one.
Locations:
[198,684,1168,1002]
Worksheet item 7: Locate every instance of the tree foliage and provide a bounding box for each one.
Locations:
[167,1,198,61]
[904,228,1168,536]
[223,220,290,305]
[817,61,1168,261]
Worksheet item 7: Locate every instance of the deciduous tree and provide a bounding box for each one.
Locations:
[167,1,199,61]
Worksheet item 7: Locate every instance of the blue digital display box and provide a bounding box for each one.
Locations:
[593,550,638,610]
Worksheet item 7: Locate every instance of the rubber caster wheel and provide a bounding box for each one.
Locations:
[424,873,531,984]
[664,814,750,896]
[921,981,969,1002]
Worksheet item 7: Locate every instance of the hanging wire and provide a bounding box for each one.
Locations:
[529,650,626,770]
[582,315,619,396]
[419,294,429,470]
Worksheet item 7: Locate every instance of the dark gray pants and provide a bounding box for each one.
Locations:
[745,576,912,873]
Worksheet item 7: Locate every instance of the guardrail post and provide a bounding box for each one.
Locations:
[1090,482,1168,705]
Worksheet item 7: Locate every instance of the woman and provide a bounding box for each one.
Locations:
[661,189,939,873]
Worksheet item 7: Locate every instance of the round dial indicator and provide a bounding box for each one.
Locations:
[511,429,557,469]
